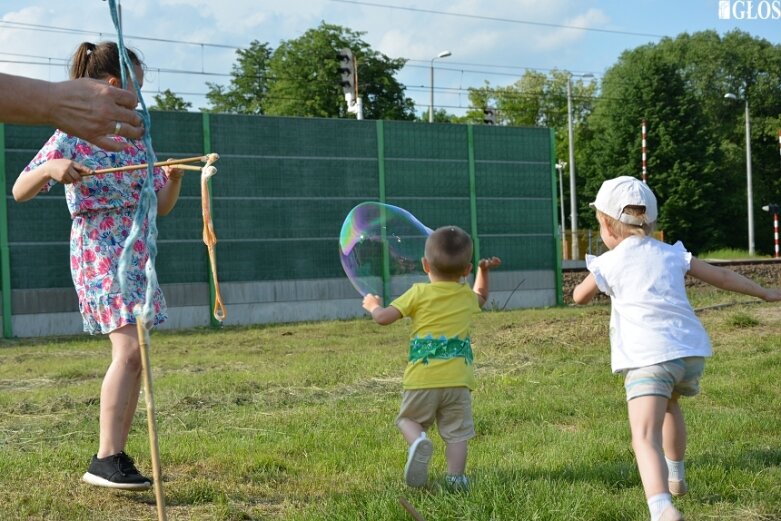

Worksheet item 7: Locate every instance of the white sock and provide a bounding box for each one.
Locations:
[665,456,685,482]
[647,493,672,521]
[408,432,427,454]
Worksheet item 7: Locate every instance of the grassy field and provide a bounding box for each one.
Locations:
[697,249,773,260]
[1,288,780,520]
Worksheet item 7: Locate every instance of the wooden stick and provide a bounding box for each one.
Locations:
[176,164,203,171]
[137,320,167,521]
[87,155,210,176]
[399,497,426,521]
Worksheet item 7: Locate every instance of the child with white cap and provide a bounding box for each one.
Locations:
[573,176,781,521]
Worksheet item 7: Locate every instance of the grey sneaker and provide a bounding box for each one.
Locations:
[404,433,433,488]
[445,474,469,492]
[82,452,152,490]
[659,504,684,521]
[669,479,688,497]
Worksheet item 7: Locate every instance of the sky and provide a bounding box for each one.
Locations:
[1,0,780,117]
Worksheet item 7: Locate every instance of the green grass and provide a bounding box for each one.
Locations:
[698,248,772,260]
[1,288,780,520]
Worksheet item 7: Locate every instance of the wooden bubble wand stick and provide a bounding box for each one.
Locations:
[137,319,167,521]
[86,153,220,176]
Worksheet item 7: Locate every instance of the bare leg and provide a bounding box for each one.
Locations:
[663,394,686,461]
[627,395,669,498]
[446,441,467,475]
[98,324,142,458]
[397,417,424,445]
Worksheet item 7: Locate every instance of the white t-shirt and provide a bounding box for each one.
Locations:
[586,236,711,373]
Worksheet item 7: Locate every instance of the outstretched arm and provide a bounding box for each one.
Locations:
[362,294,403,325]
[473,256,502,307]
[573,273,599,304]
[688,257,781,301]
[13,159,92,202]
[0,74,144,151]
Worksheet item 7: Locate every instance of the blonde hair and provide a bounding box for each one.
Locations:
[597,207,656,238]
[424,226,473,277]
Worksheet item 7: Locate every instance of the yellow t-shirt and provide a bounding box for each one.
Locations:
[390,281,481,390]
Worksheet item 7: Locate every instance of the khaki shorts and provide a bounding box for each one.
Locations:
[624,357,705,401]
[395,387,475,444]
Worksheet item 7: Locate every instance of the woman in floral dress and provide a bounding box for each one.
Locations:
[12,41,183,491]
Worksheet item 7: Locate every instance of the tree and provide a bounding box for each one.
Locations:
[578,30,781,254]
[465,70,595,150]
[264,22,415,120]
[205,40,272,114]
[149,89,192,112]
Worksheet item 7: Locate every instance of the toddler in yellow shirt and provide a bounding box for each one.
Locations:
[363,225,500,490]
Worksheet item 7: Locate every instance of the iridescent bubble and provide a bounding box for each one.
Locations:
[339,202,432,298]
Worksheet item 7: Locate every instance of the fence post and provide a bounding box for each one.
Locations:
[0,124,11,338]
[550,128,563,306]
[201,113,220,328]
[376,120,391,304]
[466,125,481,266]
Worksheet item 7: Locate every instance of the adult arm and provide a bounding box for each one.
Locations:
[0,74,144,151]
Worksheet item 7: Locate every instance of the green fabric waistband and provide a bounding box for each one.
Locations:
[409,336,473,365]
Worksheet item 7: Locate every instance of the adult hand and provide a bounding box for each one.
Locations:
[47,78,145,151]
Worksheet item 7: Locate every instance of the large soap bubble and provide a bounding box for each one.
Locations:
[339,202,432,298]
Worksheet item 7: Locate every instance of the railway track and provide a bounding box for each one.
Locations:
[561,258,781,304]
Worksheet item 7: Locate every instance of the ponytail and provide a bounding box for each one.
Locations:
[69,41,142,81]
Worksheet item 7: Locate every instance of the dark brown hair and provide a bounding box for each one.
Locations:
[424,226,473,277]
[69,41,142,81]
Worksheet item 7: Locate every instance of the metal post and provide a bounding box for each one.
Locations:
[429,61,434,123]
[566,77,579,260]
[556,161,567,259]
[429,51,451,123]
[744,99,755,256]
[641,118,648,184]
[763,205,779,258]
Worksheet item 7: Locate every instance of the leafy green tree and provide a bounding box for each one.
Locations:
[415,108,463,123]
[579,30,781,253]
[264,22,415,120]
[465,71,595,151]
[580,50,720,251]
[205,40,272,114]
[149,89,192,112]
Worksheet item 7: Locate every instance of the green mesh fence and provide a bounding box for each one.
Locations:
[0,113,557,323]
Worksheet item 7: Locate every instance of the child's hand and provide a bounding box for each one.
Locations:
[46,159,92,184]
[162,163,184,181]
[478,256,502,271]
[762,288,781,302]
[362,293,382,313]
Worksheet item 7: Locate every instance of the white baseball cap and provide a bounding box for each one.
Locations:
[589,176,658,225]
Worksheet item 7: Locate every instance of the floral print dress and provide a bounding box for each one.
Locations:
[23,131,168,334]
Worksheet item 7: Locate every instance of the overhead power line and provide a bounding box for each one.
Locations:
[328,0,667,39]
[0,20,241,49]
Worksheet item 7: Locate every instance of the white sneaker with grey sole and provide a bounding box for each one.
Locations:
[404,433,433,488]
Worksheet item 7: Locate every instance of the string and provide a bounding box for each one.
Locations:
[108,0,159,329]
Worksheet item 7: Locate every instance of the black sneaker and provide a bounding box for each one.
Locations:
[82,451,152,490]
